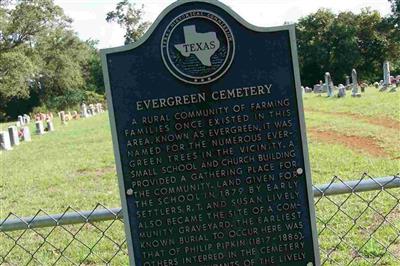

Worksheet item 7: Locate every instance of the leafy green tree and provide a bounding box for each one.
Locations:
[81,40,105,94]
[0,49,36,119]
[0,0,70,53]
[34,27,91,109]
[106,0,150,44]
[296,9,336,84]
[296,8,399,85]
[0,0,73,118]
[386,0,400,73]
[0,0,105,119]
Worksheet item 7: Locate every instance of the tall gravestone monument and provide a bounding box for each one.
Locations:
[383,61,390,88]
[345,75,350,89]
[324,72,334,97]
[102,1,320,265]
[351,69,360,97]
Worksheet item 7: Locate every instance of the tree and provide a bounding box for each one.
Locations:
[0,0,104,119]
[388,0,399,25]
[33,28,90,108]
[386,0,400,73]
[0,49,37,119]
[296,8,399,85]
[0,0,71,53]
[81,40,105,95]
[0,0,72,118]
[106,0,150,44]
[296,9,337,85]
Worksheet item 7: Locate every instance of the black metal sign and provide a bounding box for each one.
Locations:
[102,1,320,265]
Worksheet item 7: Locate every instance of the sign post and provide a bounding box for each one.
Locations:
[102,1,320,265]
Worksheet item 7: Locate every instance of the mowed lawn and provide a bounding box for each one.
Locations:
[0,87,399,265]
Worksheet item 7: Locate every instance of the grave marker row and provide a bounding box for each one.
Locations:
[2,103,105,153]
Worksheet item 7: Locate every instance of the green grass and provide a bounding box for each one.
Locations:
[0,87,399,265]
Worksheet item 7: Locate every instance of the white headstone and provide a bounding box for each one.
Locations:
[8,126,20,146]
[23,114,30,124]
[35,121,45,135]
[89,104,96,115]
[81,103,88,118]
[22,126,31,141]
[18,115,24,126]
[0,131,13,150]
[60,111,67,125]
[47,120,55,131]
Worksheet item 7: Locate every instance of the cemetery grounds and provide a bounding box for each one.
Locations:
[0,88,399,265]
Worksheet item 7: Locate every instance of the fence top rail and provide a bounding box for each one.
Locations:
[313,175,399,197]
[0,175,399,232]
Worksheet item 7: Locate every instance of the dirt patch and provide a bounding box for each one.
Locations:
[94,166,116,177]
[309,129,389,157]
[305,109,400,131]
[76,166,116,178]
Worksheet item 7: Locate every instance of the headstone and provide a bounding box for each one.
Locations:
[22,126,31,142]
[351,69,361,97]
[81,103,88,118]
[345,75,350,89]
[305,86,312,93]
[72,110,79,119]
[373,82,379,89]
[8,126,19,146]
[60,111,67,125]
[96,103,103,113]
[325,72,334,97]
[23,114,30,124]
[338,84,346,98]
[360,82,367,93]
[313,84,322,93]
[35,121,44,135]
[383,61,390,88]
[15,121,21,127]
[101,2,320,265]
[90,104,96,115]
[18,115,24,126]
[47,120,55,131]
[0,131,12,150]
[301,85,305,96]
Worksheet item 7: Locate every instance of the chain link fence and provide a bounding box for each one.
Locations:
[1,174,399,265]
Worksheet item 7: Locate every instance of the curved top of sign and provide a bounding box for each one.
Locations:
[101,0,295,56]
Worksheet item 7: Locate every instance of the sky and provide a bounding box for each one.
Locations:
[54,0,392,49]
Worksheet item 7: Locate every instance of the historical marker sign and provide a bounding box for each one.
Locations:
[101,1,320,265]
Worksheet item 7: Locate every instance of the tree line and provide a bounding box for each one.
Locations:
[0,0,104,121]
[0,0,398,121]
[296,1,399,85]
